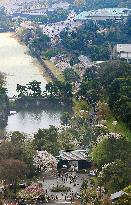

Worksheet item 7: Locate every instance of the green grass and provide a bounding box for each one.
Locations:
[73,99,90,116]
[106,115,131,141]
[44,60,64,82]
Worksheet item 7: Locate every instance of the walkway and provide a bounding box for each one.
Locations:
[40,172,91,203]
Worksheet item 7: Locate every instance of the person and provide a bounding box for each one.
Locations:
[56,194,58,200]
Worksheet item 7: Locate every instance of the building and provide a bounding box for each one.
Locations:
[57,149,91,171]
[116,44,131,62]
[110,190,125,202]
[75,8,131,21]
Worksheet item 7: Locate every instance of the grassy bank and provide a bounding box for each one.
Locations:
[73,99,90,116]
[106,115,131,141]
[44,60,64,82]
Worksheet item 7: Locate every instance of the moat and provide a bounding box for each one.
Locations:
[0,33,63,134]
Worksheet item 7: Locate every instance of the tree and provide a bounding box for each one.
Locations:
[0,138,36,178]
[98,160,131,193]
[97,101,110,120]
[33,150,57,172]
[0,160,27,193]
[92,137,131,167]
[58,129,77,151]
[16,84,27,97]
[0,141,22,160]
[27,80,42,96]
[33,126,60,155]
[63,68,79,83]
[21,142,37,178]
[60,112,71,126]
[29,34,51,54]
[10,131,25,144]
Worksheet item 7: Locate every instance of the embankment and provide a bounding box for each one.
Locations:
[0,94,9,127]
[29,48,58,82]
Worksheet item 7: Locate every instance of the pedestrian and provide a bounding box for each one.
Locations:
[56,194,58,200]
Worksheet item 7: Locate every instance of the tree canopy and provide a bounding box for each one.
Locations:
[92,137,131,167]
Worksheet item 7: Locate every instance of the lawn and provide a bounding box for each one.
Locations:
[106,115,131,141]
[44,60,64,82]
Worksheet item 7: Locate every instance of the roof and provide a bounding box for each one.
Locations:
[117,44,131,53]
[58,150,88,161]
[75,8,131,20]
[111,190,125,200]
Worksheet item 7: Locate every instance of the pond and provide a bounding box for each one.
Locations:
[0,33,63,134]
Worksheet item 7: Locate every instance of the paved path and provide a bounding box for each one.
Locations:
[40,172,90,203]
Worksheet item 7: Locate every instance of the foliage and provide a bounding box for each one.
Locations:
[81,187,100,205]
[16,84,27,97]
[97,101,110,120]
[98,160,131,193]
[0,7,12,32]
[29,34,51,55]
[92,137,131,167]
[78,65,102,103]
[45,80,73,99]
[16,80,73,100]
[10,131,25,144]
[60,112,71,126]
[124,185,131,194]
[58,129,77,150]
[60,19,131,61]
[0,160,27,193]
[72,0,131,11]
[33,126,60,155]
[73,99,89,116]
[18,183,44,200]
[43,49,60,59]
[113,194,131,205]
[0,132,36,178]
[79,61,131,129]
[32,9,68,24]
[63,68,80,83]
[33,150,57,172]
[27,80,42,96]
[17,80,42,97]
[51,185,70,192]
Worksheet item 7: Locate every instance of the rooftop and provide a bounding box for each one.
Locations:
[111,190,125,200]
[117,44,131,53]
[58,149,89,161]
[75,8,131,20]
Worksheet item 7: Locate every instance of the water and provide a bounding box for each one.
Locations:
[0,32,62,134]
[6,108,62,134]
[0,33,47,97]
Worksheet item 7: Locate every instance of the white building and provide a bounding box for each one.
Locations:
[116,44,131,62]
[75,8,131,21]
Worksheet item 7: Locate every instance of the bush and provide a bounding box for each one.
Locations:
[51,185,70,192]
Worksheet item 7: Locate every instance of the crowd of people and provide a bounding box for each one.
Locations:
[43,171,88,203]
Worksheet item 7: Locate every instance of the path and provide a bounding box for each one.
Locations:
[40,172,91,203]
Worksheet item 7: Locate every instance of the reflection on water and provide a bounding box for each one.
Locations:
[0,33,63,134]
[0,32,46,97]
[6,108,62,134]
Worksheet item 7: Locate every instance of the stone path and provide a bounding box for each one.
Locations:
[40,172,91,203]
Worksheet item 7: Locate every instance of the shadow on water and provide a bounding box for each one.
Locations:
[2,102,73,135]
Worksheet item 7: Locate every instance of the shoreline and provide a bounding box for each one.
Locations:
[10,32,53,82]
